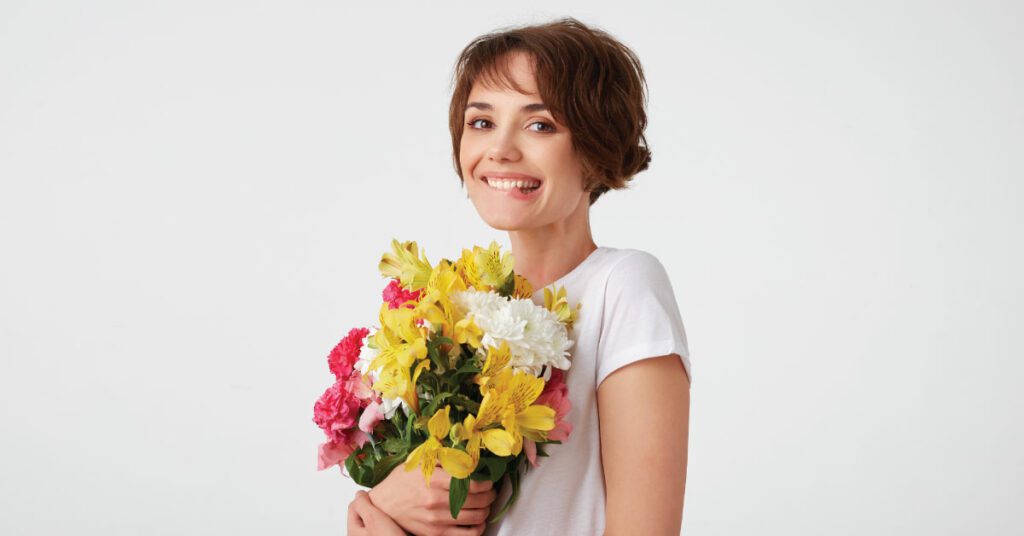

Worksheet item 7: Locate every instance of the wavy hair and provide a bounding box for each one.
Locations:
[449,17,651,206]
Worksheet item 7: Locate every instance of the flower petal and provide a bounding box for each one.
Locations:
[517,404,556,432]
[438,448,475,479]
[481,428,515,456]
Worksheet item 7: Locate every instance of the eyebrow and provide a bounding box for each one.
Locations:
[465,102,548,113]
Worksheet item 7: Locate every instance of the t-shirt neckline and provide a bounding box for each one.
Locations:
[531,246,608,298]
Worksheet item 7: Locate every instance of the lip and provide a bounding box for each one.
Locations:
[479,171,543,183]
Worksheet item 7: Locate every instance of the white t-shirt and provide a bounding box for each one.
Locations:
[483,246,692,536]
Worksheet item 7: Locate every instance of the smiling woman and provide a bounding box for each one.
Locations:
[457,53,589,231]
[347,17,692,536]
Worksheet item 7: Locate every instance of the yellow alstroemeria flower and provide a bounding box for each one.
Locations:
[488,367,556,456]
[453,388,516,466]
[373,359,430,415]
[454,314,483,349]
[473,241,514,290]
[414,261,467,336]
[473,341,512,392]
[511,273,534,299]
[404,406,475,486]
[543,285,581,332]
[379,239,434,291]
[455,248,486,291]
[370,304,427,370]
[368,303,430,414]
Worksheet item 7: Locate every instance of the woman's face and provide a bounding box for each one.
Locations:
[460,52,588,231]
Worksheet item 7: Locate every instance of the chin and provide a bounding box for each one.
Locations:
[480,215,527,232]
[466,198,520,230]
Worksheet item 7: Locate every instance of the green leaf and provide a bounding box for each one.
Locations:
[421,391,454,418]
[454,359,481,374]
[344,452,359,479]
[351,463,373,487]
[378,419,402,440]
[344,445,379,487]
[497,274,516,297]
[370,452,409,486]
[381,437,406,453]
[476,455,510,482]
[489,461,522,523]
[405,406,417,434]
[450,394,480,413]
[449,477,469,520]
[428,346,449,374]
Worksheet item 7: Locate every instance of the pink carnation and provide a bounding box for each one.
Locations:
[314,380,374,471]
[382,279,422,310]
[313,381,362,442]
[328,327,369,380]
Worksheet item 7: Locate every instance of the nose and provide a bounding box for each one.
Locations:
[486,128,521,162]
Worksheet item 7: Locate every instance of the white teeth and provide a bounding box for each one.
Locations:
[485,177,541,190]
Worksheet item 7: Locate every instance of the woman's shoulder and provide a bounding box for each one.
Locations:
[600,247,673,285]
[582,246,679,307]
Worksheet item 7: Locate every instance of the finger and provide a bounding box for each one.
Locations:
[440,507,489,526]
[468,478,494,493]
[347,499,366,530]
[430,466,453,490]
[443,523,487,536]
[352,490,372,511]
[432,471,495,493]
[462,488,497,510]
[352,491,380,521]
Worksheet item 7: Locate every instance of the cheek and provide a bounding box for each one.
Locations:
[547,146,586,190]
[459,138,481,174]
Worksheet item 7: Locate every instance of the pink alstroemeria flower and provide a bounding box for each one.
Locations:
[524,368,573,468]
[317,429,369,471]
[358,400,385,434]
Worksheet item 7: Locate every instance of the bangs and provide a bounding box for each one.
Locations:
[465,49,539,96]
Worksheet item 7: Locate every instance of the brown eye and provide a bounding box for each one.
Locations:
[528,121,555,133]
[467,119,493,129]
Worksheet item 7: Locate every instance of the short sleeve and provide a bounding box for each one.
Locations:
[595,251,692,390]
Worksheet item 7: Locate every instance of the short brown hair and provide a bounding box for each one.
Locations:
[448,17,651,206]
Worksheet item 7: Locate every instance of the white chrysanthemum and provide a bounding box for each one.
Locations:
[450,289,573,375]
[449,289,505,314]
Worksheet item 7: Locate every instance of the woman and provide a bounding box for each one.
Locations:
[348,17,692,536]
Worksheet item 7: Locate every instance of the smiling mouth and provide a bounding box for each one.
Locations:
[482,176,542,194]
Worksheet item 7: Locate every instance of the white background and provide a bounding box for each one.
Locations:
[1,1,1021,534]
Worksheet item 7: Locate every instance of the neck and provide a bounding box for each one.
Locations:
[507,195,597,292]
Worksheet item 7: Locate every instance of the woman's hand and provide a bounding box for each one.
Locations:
[368,463,496,536]
[348,490,408,536]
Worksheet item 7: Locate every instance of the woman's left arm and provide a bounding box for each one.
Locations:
[597,353,690,536]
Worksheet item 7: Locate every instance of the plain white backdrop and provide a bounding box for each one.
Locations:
[1,1,1021,534]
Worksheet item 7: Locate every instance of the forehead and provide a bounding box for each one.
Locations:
[467,52,540,101]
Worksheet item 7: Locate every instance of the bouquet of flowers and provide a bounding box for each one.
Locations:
[313,239,578,521]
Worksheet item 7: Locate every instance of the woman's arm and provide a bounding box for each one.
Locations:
[597,353,690,536]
